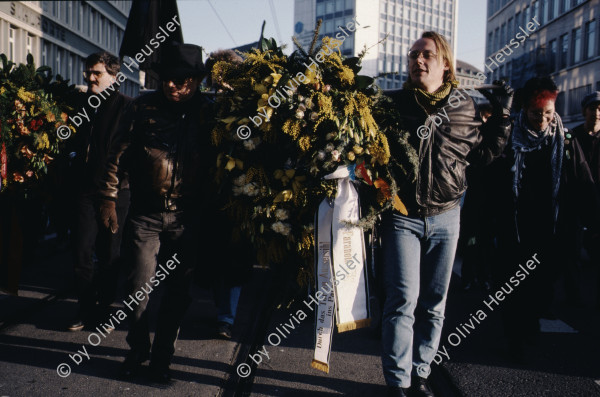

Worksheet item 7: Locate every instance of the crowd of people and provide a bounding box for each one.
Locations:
[1,30,598,396]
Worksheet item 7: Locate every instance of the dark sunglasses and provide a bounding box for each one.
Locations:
[163,77,194,86]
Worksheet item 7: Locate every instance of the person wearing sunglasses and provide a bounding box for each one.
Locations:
[67,51,132,333]
[97,43,213,383]
[382,32,513,397]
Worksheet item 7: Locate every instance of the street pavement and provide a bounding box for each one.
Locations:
[1,238,599,396]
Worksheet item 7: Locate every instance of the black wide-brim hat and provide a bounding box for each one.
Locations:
[153,43,206,80]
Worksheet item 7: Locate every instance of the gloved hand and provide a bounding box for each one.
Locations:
[481,79,514,118]
[99,199,118,234]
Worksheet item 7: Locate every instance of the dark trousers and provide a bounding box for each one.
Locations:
[123,210,197,364]
[73,190,130,320]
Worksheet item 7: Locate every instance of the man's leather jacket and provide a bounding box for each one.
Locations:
[97,90,214,213]
[386,87,511,216]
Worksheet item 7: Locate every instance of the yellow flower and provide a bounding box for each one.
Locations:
[254,84,267,95]
[270,73,282,85]
[298,135,311,152]
[36,133,50,150]
[282,119,302,139]
[17,87,36,103]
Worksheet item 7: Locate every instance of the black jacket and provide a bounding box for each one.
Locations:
[386,87,511,216]
[97,90,214,213]
[69,91,132,195]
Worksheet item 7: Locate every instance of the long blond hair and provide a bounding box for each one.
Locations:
[405,31,456,86]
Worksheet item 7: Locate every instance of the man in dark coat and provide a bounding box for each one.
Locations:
[97,43,212,383]
[572,91,600,308]
[68,51,131,332]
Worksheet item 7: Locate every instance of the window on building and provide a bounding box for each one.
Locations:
[548,39,557,71]
[552,0,559,19]
[501,23,506,46]
[487,32,493,56]
[560,33,568,68]
[572,27,582,64]
[507,17,513,39]
[585,20,596,60]
[569,85,592,115]
[326,1,334,14]
[89,9,94,37]
[56,49,62,77]
[42,43,47,66]
[541,0,548,24]
[316,3,325,16]
[533,1,539,23]
[556,91,565,115]
[8,26,15,61]
[26,34,32,55]
[515,11,521,31]
[524,6,530,25]
[495,27,500,51]
[562,0,569,13]
[99,16,104,45]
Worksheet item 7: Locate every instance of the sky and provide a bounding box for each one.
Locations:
[178,0,487,71]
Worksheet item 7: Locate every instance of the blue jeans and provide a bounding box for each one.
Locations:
[214,285,241,325]
[381,206,460,388]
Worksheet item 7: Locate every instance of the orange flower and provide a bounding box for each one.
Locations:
[46,113,56,122]
[12,172,24,183]
[43,154,54,164]
[25,170,34,178]
[20,145,34,159]
[61,112,68,122]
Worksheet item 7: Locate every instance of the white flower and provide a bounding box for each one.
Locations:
[310,112,319,121]
[316,150,326,161]
[325,143,334,152]
[271,221,292,236]
[331,150,340,161]
[298,104,307,112]
[295,110,305,119]
[275,209,289,220]
[234,174,247,186]
[243,138,260,151]
[244,183,260,197]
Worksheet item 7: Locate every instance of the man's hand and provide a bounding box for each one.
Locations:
[99,200,118,234]
[481,80,514,119]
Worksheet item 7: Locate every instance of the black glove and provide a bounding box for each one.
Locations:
[99,199,118,234]
[480,80,514,118]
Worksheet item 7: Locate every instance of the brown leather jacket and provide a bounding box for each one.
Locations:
[97,90,214,213]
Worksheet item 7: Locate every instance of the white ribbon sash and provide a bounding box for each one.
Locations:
[311,166,370,373]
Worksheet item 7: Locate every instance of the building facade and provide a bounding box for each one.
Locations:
[0,1,140,97]
[294,0,458,89]
[485,0,599,126]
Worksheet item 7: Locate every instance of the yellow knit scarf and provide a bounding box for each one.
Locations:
[412,80,459,107]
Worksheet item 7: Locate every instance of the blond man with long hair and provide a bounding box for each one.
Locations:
[381,31,513,397]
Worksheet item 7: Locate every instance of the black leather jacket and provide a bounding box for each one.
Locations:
[97,90,214,213]
[387,87,511,216]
